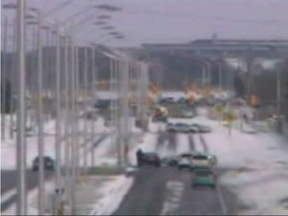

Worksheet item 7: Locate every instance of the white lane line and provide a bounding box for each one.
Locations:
[217,184,228,215]
[1,189,17,205]
[160,181,184,215]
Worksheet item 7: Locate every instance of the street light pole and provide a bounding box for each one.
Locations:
[74,44,80,174]
[36,13,46,216]
[10,18,17,139]
[83,45,89,174]
[69,29,77,215]
[218,61,223,90]
[16,0,27,214]
[63,32,71,202]
[202,65,206,86]
[55,21,62,201]
[2,16,8,141]
[277,65,283,133]
[91,46,96,167]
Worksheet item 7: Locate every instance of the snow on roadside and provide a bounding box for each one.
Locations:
[128,121,159,166]
[90,176,134,215]
[196,113,288,215]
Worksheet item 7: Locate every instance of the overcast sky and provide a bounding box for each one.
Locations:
[2,0,288,47]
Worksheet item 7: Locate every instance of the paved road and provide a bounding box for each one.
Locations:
[1,170,53,212]
[113,131,230,215]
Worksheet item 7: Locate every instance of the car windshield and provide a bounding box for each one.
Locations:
[181,154,192,158]
[193,155,209,160]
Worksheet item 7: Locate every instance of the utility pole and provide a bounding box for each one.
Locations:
[218,61,223,90]
[123,60,129,164]
[2,16,8,140]
[83,46,89,174]
[63,32,71,203]
[16,1,27,214]
[202,66,206,86]
[277,65,283,133]
[74,44,80,174]
[91,46,96,167]
[116,59,122,165]
[36,13,45,216]
[54,21,62,208]
[70,30,77,215]
[10,18,17,139]
[110,57,116,158]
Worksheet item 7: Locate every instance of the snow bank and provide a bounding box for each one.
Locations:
[194,112,288,215]
[90,176,134,215]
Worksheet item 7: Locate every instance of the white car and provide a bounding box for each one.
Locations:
[182,111,195,118]
[167,123,198,133]
[178,153,192,170]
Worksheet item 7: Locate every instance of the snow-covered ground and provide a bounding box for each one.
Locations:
[1,117,110,170]
[193,111,288,215]
[1,115,133,215]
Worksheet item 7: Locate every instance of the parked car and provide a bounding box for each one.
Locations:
[192,152,217,166]
[32,156,55,172]
[94,100,110,109]
[137,150,161,167]
[192,168,216,188]
[167,123,198,133]
[182,111,195,118]
[159,97,175,104]
[161,156,178,167]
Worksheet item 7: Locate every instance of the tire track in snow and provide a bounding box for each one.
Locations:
[189,134,195,151]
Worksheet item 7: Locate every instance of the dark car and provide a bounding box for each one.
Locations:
[162,156,178,167]
[137,150,161,167]
[159,97,174,104]
[32,156,55,172]
[94,100,110,109]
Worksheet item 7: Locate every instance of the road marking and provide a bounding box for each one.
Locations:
[160,181,184,215]
[217,184,228,215]
[1,189,17,205]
